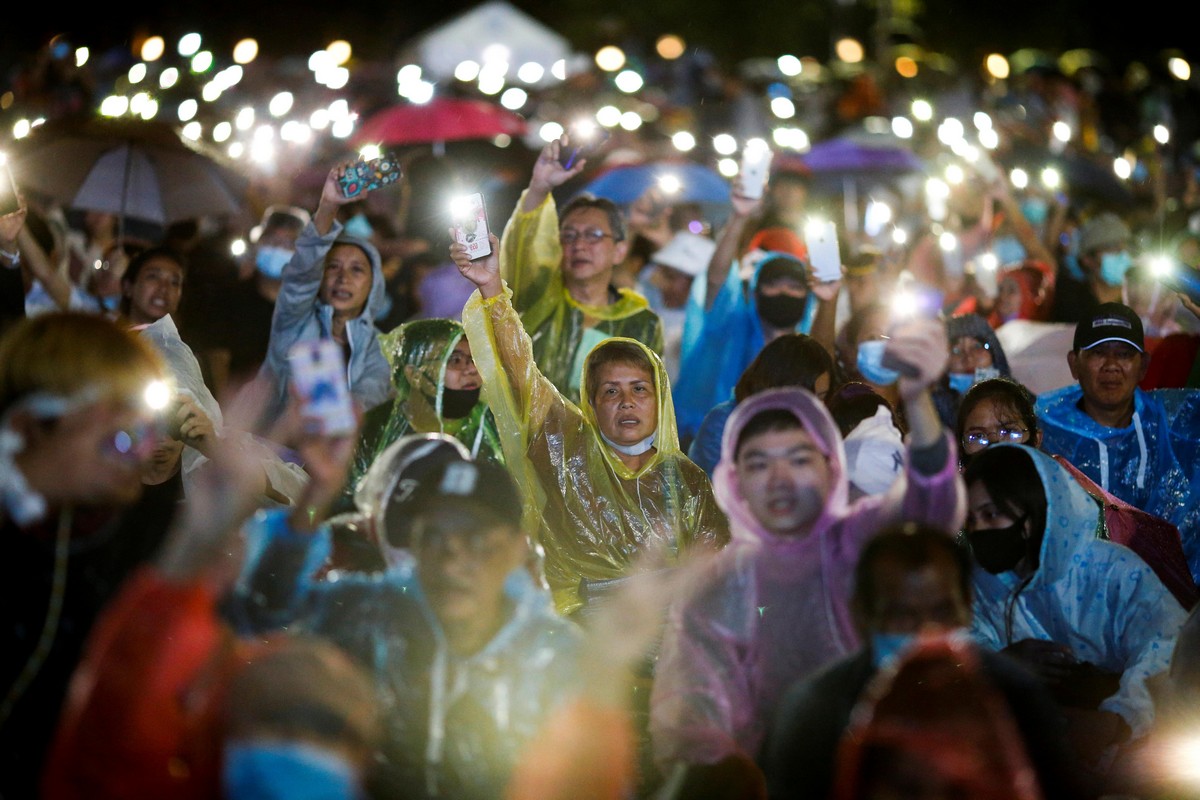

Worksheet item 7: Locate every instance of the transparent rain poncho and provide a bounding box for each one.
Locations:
[499,190,664,405]
[1036,384,1200,581]
[649,387,965,767]
[342,318,502,507]
[461,286,729,615]
[968,445,1187,739]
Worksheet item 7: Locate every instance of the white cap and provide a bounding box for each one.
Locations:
[651,231,717,278]
[843,405,905,496]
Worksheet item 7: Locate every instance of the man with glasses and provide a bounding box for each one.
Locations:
[1037,302,1200,584]
[498,135,663,404]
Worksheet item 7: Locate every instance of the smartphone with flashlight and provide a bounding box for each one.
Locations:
[739,144,773,200]
[804,218,842,282]
[882,283,944,377]
[288,339,357,436]
[450,192,492,261]
[560,126,611,170]
[0,162,20,216]
[338,154,403,199]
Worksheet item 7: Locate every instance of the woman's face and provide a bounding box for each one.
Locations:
[319,243,373,317]
[965,480,1021,533]
[947,336,994,375]
[443,339,480,391]
[995,276,1023,320]
[124,256,184,325]
[960,397,1033,456]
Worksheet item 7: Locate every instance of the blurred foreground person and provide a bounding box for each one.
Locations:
[764,523,1089,800]
[455,233,728,617]
[963,444,1187,780]
[231,432,585,799]
[827,635,1046,800]
[0,312,168,797]
[649,312,964,798]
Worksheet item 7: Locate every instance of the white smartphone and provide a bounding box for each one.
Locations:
[450,192,492,261]
[739,144,773,200]
[804,218,842,282]
[288,338,357,436]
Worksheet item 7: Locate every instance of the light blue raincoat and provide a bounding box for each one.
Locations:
[673,253,816,442]
[259,220,394,420]
[968,445,1186,738]
[1036,385,1200,581]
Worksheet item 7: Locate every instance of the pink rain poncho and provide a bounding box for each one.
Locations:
[649,387,966,767]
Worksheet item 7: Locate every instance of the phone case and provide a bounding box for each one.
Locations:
[338,155,402,199]
[451,193,492,260]
[805,220,842,282]
[288,339,357,436]
[739,147,773,200]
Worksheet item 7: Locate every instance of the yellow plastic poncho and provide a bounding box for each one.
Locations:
[339,318,503,510]
[501,190,665,405]
[462,285,729,615]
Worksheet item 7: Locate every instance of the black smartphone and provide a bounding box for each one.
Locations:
[560,128,611,170]
[338,154,403,199]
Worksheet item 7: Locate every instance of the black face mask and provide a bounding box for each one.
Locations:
[440,386,481,419]
[756,292,808,329]
[965,518,1028,574]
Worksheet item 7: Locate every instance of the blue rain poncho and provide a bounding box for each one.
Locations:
[1036,385,1200,581]
[673,253,817,442]
[968,445,1187,739]
[227,508,585,800]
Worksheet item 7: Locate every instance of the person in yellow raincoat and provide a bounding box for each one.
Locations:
[500,135,664,405]
[452,232,729,616]
[337,317,503,514]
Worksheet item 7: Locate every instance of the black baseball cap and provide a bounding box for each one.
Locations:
[1073,302,1145,352]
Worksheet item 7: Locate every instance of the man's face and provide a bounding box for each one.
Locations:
[558,207,628,286]
[591,362,657,446]
[413,507,525,629]
[768,177,808,214]
[735,425,833,535]
[319,243,373,317]
[1067,342,1147,415]
[860,554,971,637]
[443,339,481,391]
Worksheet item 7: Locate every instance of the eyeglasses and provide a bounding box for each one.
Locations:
[559,228,615,245]
[963,426,1028,451]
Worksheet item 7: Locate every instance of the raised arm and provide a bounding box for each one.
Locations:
[705,189,762,310]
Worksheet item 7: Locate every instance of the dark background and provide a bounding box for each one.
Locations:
[6,0,1190,78]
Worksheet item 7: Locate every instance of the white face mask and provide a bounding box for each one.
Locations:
[600,430,657,456]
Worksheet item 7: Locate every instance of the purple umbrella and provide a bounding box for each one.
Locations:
[801,136,925,176]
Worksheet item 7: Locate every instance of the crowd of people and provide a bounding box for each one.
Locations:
[5,46,1200,800]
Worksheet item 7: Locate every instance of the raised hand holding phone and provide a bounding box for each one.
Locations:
[804,218,843,283]
[449,193,492,261]
[288,339,358,437]
[450,232,502,299]
[337,153,403,199]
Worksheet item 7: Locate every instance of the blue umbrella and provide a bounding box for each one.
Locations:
[581,160,731,205]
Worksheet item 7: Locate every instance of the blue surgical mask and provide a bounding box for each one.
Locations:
[992,236,1026,269]
[343,214,374,239]
[1019,197,1049,227]
[856,341,900,386]
[871,632,916,669]
[256,246,294,280]
[1099,250,1134,287]
[223,742,360,800]
[947,372,975,394]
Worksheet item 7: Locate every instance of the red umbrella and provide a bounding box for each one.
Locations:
[352,97,528,147]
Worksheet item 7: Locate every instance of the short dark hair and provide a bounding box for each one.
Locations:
[561,193,627,242]
[826,381,900,438]
[734,407,804,460]
[585,340,655,403]
[734,333,833,403]
[963,446,1047,568]
[854,522,973,617]
[955,377,1040,466]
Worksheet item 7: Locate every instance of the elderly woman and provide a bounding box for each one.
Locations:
[453,233,729,616]
[258,162,393,422]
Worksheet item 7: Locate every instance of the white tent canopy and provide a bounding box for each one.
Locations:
[402,1,573,85]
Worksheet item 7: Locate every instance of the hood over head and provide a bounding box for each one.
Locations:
[714,386,849,544]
